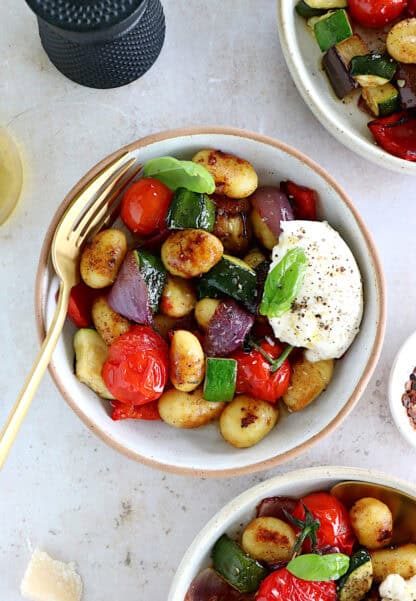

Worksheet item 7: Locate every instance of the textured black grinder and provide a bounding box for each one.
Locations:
[24,0,166,89]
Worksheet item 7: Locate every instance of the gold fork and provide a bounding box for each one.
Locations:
[0,152,142,469]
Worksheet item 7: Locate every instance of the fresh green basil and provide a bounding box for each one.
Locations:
[260,247,308,318]
[143,156,216,194]
[287,553,350,582]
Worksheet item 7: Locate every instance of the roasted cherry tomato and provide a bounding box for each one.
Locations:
[231,340,291,403]
[281,180,317,220]
[292,492,355,555]
[67,281,99,328]
[348,0,407,28]
[102,325,168,405]
[120,178,173,235]
[111,400,161,421]
[256,568,337,601]
[368,110,416,161]
[407,0,416,15]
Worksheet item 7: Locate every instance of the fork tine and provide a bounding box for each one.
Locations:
[71,157,139,239]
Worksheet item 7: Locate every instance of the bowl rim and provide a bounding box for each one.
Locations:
[168,465,416,599]
[34,126,386,477]
[277,3,416,175]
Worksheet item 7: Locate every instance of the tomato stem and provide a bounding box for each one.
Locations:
[249,340,294,373]
[284,503,321,557]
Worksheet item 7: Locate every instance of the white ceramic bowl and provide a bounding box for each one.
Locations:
[168,466,416,600]
[35,127,386,477]
[277,3,416,175]
[389,330,416,448]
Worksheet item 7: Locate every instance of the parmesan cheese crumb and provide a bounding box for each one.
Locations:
[20,549,82,601]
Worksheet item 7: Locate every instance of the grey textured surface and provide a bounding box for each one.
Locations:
[0,0,415,599]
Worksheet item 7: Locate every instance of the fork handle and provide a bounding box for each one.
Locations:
[0,281,70,469]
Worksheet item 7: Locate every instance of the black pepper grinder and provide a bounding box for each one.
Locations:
[24,0,166,89]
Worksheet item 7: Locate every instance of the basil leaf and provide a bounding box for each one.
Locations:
[287,553,350,582]
[260,247,308,318]
[143,156,216,194]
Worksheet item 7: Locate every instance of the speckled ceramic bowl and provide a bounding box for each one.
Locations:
[35,127,386,477]
[277,2,416,175]
[389,330,416,449]
[168,466,416,600]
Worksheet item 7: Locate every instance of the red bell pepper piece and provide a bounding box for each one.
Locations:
[368,110,416,162]
[111,400,161,421]
[281,180,317,220]
[67,282,99,328]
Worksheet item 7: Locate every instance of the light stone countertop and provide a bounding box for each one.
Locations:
[1,1,415,599]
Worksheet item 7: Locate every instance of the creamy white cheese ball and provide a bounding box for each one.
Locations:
[380,573,416,601]
[268,221,363,362]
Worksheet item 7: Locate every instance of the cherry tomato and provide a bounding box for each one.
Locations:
[292,492,355,555]
[407,0,416,15]
[67,281,99,328]
[111,400,160,421]
[281,180,317,220]
[231,340,291,403]
[102,325,169,405]
[256,568,337,601]
[348,0,407,28]
[120,178,173,235]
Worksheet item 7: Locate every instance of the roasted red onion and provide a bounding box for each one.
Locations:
[256,496,298,520]
[108,251,152,325]
[203,300,255,357]
[250,187,294,238]
[185,568,254,601]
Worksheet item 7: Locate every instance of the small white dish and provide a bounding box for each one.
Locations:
[277,2,416,175]
[389,330,416,448]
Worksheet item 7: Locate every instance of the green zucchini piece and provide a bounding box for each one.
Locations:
[350,54,397,88]
[308,0,347,7]
[74,329,114,400]
[203,358,237,402]
[166,188,215,232]
[196,255,258,313]
[337,549,373,601]
[134,250,167,313]
[362,83,401,117]
[313,10,353,52]
[212,534,268,593]
[296,0,326,18]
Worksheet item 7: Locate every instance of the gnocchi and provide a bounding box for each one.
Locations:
[282,357,334,413]
[80,229,127,289]
[192,149,258,199]
[219,395,279,448]
[160,275,197,318]
[250,208,278,250]
[243,248,267,270]
[371,544,416,582]
[170,330,205,392]
[387,19,416,64]
[92,296,130,346]
[158,387,225,428]
[242,517,296,563]
[214,212,252,255]
[161,229,223,278]
[194,298,220,331]
[350,497,393,550]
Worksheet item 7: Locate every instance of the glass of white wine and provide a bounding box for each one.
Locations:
[0,128,23,225]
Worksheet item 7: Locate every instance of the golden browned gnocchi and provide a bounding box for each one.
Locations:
[250,208,278,251]
[192,149,258,199]
[80,229,127,289]
[160,275,197,318]
[371,544,416,582]
[241,517,296,563]
[161,229,223,278]
[387,19,416,64]
[219,395,279,448]
[214,212,252,255]
[350,497,393,550]
[243,248,267,270]
[91,296,130,346]
[158,387,225,428]
[194,298,220,331]
[170,330,205,392]
[73,329,114,400]
[282,357,334,413]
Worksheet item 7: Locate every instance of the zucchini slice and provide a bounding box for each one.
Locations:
[307,0,348,6]
[350,54,397,88]
[323,35,369,99]
[296,0,326,18]
[166,188,215,232]
[212,534,268,593]
[362,83,401,117]
[337,549,373,601]
[313,10,353,52]
[203,358,237,402]
[74,329,114,400]
[134,249,167,313]
[196,255,258,313]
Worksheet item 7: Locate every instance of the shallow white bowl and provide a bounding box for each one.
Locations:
[168,466,416,600]
[35,127,385,477]
[389,330,416,448]
[277,2,416,175]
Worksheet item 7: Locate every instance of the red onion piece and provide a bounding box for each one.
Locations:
[185,568,254,601]
[256,496,298,520]
[108,251,152,325]
[203,300,255,357]
[250,187,294,238]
